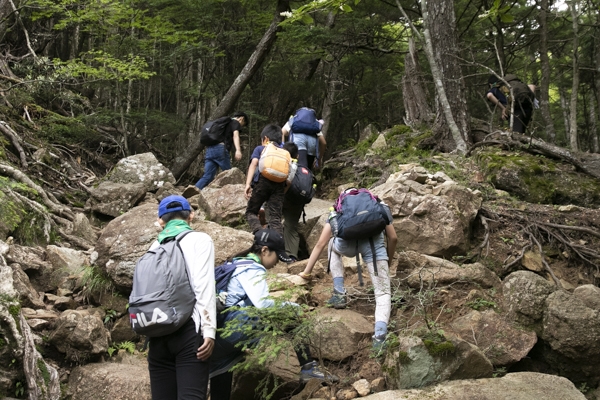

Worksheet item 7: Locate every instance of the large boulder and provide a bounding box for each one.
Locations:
[105,152,175,192]
[95,202,159,291]
[85,182,147,218]
[46,245,90,290]
[197,184,248,226]
[360,372,585,400]
[48,309,110,360]
[372,165,482,257]
[384,335,493,389]
[450,309,537,366]
[312,309,373,361]
[502,271,556,334]
[68,354,151,400]
[537,289,600,385]
[96,202,254,291]
[207,168,246,188]
[399,251,500,289]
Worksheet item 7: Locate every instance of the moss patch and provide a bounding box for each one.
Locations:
[423,339,455,357]
[37,359,51,386]
[475,149,600,206]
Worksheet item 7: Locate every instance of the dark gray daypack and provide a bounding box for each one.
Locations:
[129,231,196,337]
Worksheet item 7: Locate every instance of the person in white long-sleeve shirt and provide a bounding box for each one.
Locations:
[208,228,337,400]
[148,195,215,400]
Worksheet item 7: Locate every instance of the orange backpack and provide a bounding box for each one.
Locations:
[258,142,291,183]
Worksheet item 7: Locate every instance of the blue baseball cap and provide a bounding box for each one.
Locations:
[158,195,192,218]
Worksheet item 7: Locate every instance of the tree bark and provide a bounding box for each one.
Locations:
[559,86,571,138]
[402,37,433,127]
[419,0,470,153]
[569,0,579,151]
[538,0,556,142]
[170,0,289,179]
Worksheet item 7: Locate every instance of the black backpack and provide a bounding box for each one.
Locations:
[286,165,315,206]
[200,116,232,146]
[504,75,535,106]
[129,231,196,337]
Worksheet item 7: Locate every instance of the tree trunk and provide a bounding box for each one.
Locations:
[169,0,289,179]
[569,0,579,152]
[402,37,433,127]
[538,0,556,142]
[589,91,598,152]
[419,0,470,153]
[594,12,600,153]
[559,86,571,139]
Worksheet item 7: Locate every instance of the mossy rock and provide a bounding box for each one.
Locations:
[475,149,600,207]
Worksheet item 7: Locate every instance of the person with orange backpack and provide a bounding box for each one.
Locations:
[244,124,294,242]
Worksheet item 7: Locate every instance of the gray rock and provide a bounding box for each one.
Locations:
[573,284,600,310]
[312,308,373,361]
[502,271,556,334]
[450,309,537,366]
[68,354,151,400]
[207,167,246,188]
[197,184,248,226]
[86,181,146,218]
[107,152,175,192]
[384,336,493,389]
[49,309,110,360]
[359,372,585,399]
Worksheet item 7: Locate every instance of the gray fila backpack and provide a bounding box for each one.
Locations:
[129,231,196,337]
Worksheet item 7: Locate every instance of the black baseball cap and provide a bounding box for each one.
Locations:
[254,228,292,263]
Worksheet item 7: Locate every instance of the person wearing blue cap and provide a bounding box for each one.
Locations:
[148,195,216,400]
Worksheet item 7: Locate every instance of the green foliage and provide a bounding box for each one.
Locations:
[466,298,497,311]
[420,329,456,357]
[107,341,136,357]
[492,366,507,378]
[55,51,155,82]
[37,359,51,385]
[103,309,118,324]
[80,265,115,303]
[14,381,25,397]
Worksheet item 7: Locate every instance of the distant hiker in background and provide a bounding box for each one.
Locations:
[299,188,397,356]
[208,229,338,400]
[282,107,326,170]
[139,195,216,400]
[244,124,293,241]
[195,112,248,190]
[486,74,536,134]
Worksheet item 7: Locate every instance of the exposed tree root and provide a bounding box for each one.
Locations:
[0,121,28,168]
[0,162,74,221]
[481,206,600,281]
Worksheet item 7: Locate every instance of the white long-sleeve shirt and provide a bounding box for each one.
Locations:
[149,231,216,339]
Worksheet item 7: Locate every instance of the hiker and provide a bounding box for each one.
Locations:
[282,141,315,262]
[195,112,248,190]
[143,195,216,400]
[207,229,338,400]
[298,188,397,354]
[244,124,293,238]
[282,107,326,170]
[486,74,536,133]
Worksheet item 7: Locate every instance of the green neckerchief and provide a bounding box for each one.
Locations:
[157,220,192,244]
[233,253,261,264]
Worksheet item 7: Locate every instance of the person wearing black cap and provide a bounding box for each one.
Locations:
[149,195,216,400]
[207,228,337,400]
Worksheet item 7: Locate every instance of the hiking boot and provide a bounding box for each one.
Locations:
[327,289,347,309]
[299,361,339,383]
[371,334,388,358]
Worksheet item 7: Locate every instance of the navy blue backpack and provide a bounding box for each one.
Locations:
[290,108,322,136]
[214,259,254,313]
[331,189,391,285]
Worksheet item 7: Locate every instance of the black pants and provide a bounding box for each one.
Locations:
[297,150,315,170]
[209,309,312,400]
[512,104,533,133]
[245,175,285,234]
[148,319,209,400]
